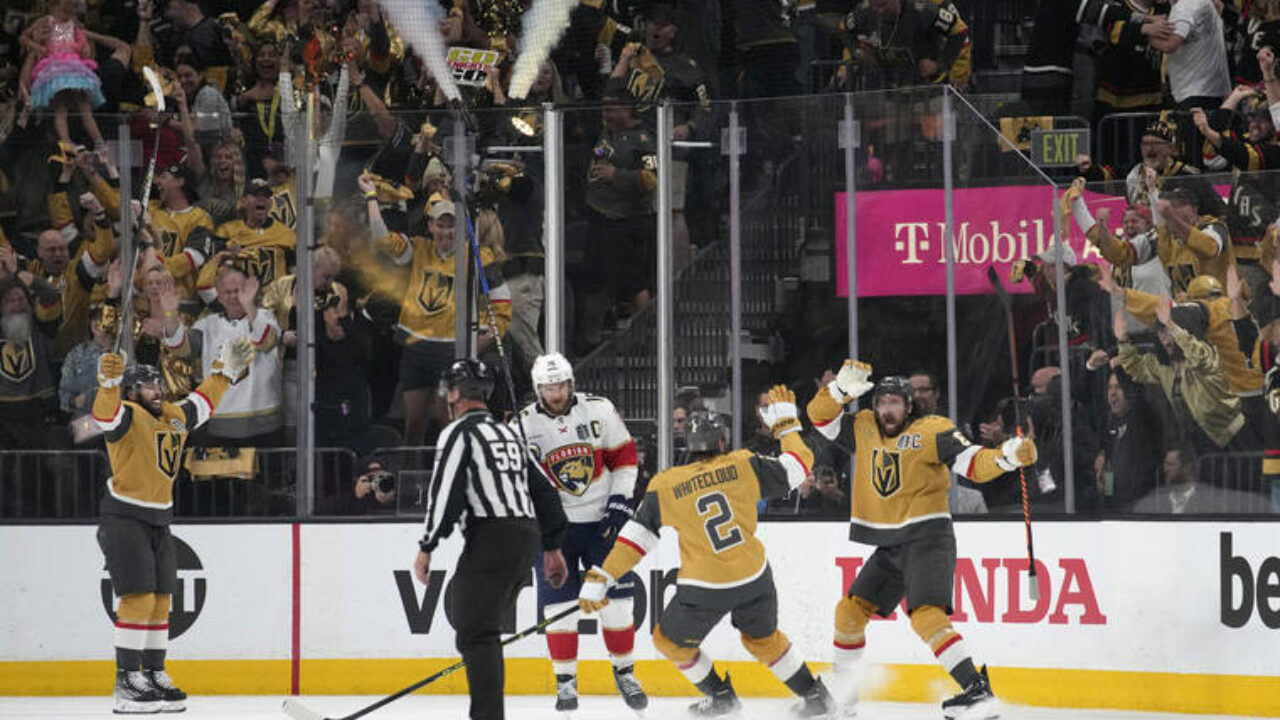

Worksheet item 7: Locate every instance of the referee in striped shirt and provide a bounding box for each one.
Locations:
[412,358,569,720]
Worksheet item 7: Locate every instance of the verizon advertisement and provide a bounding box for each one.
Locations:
[1,522,1276,679]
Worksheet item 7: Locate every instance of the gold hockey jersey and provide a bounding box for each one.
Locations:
[201,218,297,296]
[382,234,511,344]
[599,431,813,591]
[92,373,231,524]
[808,387,1013,546]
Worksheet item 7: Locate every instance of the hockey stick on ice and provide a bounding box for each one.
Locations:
[280,605,579,720]
[986,265,1040,601]
[113,65,166,354]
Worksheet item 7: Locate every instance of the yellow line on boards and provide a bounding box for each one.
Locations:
[0,659,1275,717]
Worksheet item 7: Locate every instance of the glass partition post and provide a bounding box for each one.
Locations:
[450,118,473,359]
[841,94,858,366]
[656,102,675,472]
[943,89,959,427]
[727,102,744,448]
[1050,183,1075,514]
[294,100,316,517]
[544,104,566,354]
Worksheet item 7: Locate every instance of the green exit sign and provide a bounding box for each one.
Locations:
[1030,128,1091,168]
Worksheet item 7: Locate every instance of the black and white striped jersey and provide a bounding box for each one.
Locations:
[420,409,567,553]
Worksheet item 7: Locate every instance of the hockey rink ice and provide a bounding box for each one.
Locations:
[0,695,1264,720]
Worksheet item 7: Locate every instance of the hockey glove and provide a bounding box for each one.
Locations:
[212,337,255,383]
[601,494,634,545]
[998,436,1038,470]
[97,352,126,387]
[578,567,614,614]
[759,384,801,439]
[833,359,873,402]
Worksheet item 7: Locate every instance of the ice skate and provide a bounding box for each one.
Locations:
[555,673,578,715]
[941,665,999,720]
[823,667,860,717]
[792,677,834,718]
[145,669,187,713]
[688,673,740,717]
[113,670,163,714]
[613,664,649,712]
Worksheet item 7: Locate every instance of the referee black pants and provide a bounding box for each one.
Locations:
[454,518,540,720]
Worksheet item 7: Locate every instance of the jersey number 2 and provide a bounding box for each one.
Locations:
[697,492,744,553]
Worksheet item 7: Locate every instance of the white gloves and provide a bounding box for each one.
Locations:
[213,337,255,383]
[997,436,1039,471]
[759,384,801,438]
[832,359,874,402]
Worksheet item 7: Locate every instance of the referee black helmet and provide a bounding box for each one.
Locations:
[441,358,495,400]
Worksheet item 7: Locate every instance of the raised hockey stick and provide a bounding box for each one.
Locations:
[986,265,1040,601]
[464,213,523,424]
[113,65,166,354]
[280,604,579,720]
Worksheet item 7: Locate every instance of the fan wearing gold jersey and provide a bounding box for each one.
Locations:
[93,337,254,714]
[198,179,296,303]
[808,363,1038,720]
[361,173,511,445]
[579,387,835,719]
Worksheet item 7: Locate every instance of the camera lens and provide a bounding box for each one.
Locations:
[375,474,394,494]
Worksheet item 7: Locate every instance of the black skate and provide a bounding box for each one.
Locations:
[555,673,578,714]
[145,670,187,713]
[941,665,999,720]
[113,670,163,714]
[792,677,835,718]
[613,664,649,711]
[688,673,740,717]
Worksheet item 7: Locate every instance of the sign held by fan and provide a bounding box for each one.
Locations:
[447,47,502,87]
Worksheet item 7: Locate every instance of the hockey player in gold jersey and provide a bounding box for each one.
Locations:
[93,337,254,714]
[807,362,1038,720]
[579,386,835,718]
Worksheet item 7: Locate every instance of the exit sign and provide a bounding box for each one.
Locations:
[1030,128,1090,168]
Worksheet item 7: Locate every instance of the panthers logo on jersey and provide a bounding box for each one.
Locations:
[543,443,597,496]
[0,339,34,383]
[156,430,184,479]
[871,448,902,498]
[417,271,455,315]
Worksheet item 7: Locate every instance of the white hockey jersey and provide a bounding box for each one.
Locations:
[515,393,639,523]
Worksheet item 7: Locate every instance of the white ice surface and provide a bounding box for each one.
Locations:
[0,695,1265,720]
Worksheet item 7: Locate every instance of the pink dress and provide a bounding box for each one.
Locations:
[29,18,105,110]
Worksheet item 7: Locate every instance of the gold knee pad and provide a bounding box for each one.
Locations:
[653,624,698,665]
[117,593,157,623]
[740,630,790,665]
[909,605,957,650]
[148,594,171,624]
[835,595,875,643]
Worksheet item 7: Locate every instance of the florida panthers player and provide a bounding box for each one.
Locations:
[515,353,648,714]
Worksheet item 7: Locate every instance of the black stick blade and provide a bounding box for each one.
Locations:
[987,265,1013,310]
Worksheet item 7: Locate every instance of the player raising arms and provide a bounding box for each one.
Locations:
[94,338,254,713]
[514,352,648,714]
[578,387,835,718]
[807,362,1038,720]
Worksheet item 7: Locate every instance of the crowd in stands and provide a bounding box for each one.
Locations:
[0,0,1278,517]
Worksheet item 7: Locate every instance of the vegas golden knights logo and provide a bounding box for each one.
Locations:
[417,271,454,315]
[871,448,901,498]
[271,191,297,229]
[160,229,181,257]
[156,431,183,479]
[0,339,35,383]
[242,250,279,285]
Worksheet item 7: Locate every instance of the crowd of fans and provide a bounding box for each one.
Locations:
[1,0,1278,517]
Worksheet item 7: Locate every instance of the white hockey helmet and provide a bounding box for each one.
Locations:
[531,352,575,394]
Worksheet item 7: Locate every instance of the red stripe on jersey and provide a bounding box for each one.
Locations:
[603,440,638,471]
[93,404,121,424]
[784,450,809,477]
[254,325,272,346]
[934,634,962,657]
[193,390,214,416]
[616,535,646,557]
[812,414,838,428]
